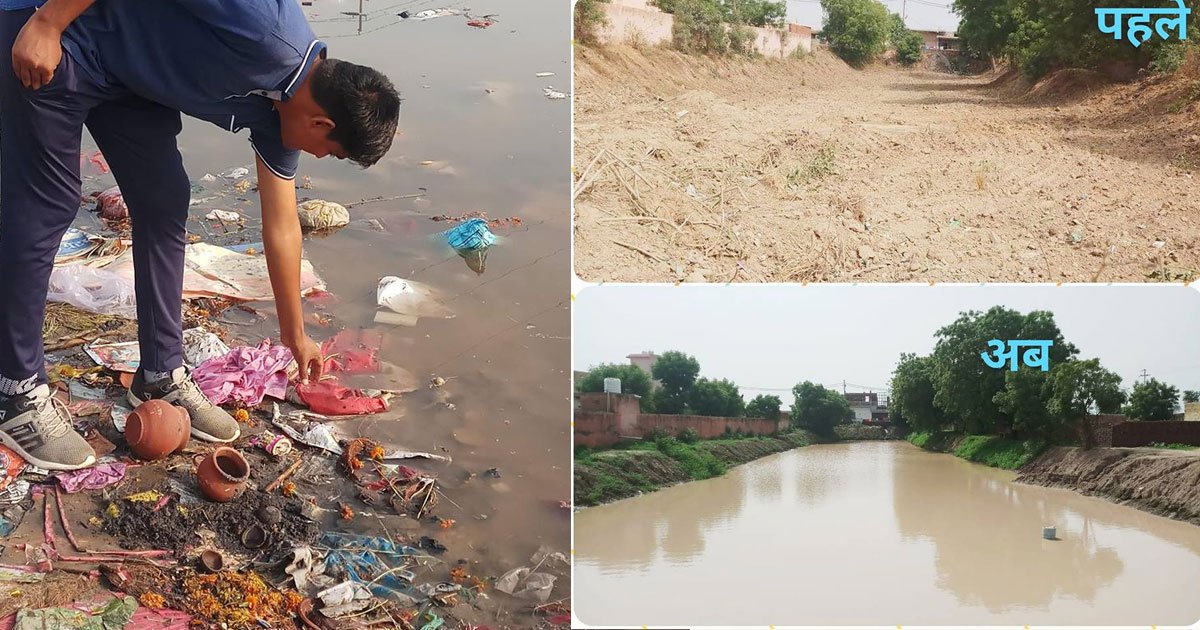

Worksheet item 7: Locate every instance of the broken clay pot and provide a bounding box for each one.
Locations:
[196,447,250,503]
[125,400,191,461]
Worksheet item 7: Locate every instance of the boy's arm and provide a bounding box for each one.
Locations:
[12,0,95,89]
[256,155,324,384]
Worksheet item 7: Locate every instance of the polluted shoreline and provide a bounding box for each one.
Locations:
[3,119,571,625]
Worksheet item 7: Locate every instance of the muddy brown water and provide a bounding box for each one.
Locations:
[48,0,570,622]
[573,441,1200,626]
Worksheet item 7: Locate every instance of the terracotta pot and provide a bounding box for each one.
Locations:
[196,447,250,503]
[198,549,224,573]
[125,400,191,461]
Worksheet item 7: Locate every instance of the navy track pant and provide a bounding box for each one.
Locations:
[0,8,188,393]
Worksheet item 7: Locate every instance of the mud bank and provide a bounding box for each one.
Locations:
[574,431,817,506]
[1016,446,1200,526]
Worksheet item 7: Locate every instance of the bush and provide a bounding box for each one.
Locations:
[820,0,890,67]
[677,428,700,443]
[895,29,923,66]
[953,435,1047,469]
[672,0,729,54]
[654,436,727,479]
[574,0,609,46]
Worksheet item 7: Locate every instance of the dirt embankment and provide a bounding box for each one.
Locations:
[574,44,1200,282]
[574,431,815,506]
[1016,446,1200,525]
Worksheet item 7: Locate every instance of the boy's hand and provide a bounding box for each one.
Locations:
[286,334,324,385]
[12,14,63,89]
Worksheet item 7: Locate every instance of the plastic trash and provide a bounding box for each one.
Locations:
[442,217,496,251]
[96,185,128,220]
[535,72,555,77]
[47,265,137,319]
[12,595,137,630]
[0,446,26,492]
[283,547,335,594]
[317,582,375,618]
[57,229,96,263]
[204,209,242,223]
[53,462,128,493]
[271,403,449,462]
[297,199,350,231]
[543,86,567,100]
[495,567,557,602]
[320,532,426,602]
[375,277,452,325]
[193,341,295,406]
[220,166,250,180]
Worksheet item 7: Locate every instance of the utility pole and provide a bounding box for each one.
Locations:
[358,0,364,33]
[843,380,847,394]
[902,0,907,21]
[1138,369,1151,383]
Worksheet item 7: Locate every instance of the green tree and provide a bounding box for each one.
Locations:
[670,0,730,54]
[1184,390,1200,404]
[735,0,787,27]
[1047,359,1126,449]
[889,353,944,434]
[931,307,1077,435]
[1125,378,1180,421]
[690,378,745,416]
[574,0,610,46]
[745,394,783,420]
[651,351,701,413]
[819,0,891,67]
[576,363,656,412]
[993,368,1058,440]
[889,13,924,66]
[791,381,852,436]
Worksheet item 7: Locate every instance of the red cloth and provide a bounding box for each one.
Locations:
[296,381,388,416]
[320,329,381,375]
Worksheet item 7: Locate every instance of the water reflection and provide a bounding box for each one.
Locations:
[575,442,1200,626]
[891,448,1123,612]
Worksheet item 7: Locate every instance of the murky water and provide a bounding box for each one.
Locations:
[71,0,570,620]
[574,441,1200,626]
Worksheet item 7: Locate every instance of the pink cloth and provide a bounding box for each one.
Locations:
[54,462,127,493]
[193,341,294,406]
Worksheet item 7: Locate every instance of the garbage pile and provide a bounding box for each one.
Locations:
[2,153,568,628]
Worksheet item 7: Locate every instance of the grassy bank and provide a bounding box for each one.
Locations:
[574,431,818,507]
[907,431,1048,470]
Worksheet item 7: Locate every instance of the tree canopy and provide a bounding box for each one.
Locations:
[1045,359,1125,447]
[745,394,783,420]
[791,381,852,436]
[576,363,657,412]
[1125,378,1180,421]
[689,377,745,417]
[819,0,891,67]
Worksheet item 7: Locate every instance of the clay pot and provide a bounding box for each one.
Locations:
[198,549,224,573]
[125,400,191,461]
[196,447,250,503]
[241,523,270,549]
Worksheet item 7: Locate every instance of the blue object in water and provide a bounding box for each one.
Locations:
[442,218,496,251]
[320,532,427,600]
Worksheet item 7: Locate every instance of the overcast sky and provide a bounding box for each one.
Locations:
[787,0,960,33]
[574,285,1200,404]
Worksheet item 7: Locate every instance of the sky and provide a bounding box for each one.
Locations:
[787,0,960,33]
[573,285,1200,405]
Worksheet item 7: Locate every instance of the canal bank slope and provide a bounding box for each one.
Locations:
[574,430,819,506]
[1017,446,1200,526]
[908,433,1200,526]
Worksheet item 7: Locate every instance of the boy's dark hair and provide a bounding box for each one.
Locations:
[310,58,401,167]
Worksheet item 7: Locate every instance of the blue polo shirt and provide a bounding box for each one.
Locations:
[4,0,323,179]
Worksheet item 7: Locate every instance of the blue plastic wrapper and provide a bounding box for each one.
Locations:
[442,218,496,251]
[320,532,427,601]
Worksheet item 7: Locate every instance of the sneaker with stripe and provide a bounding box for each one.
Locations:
[0,385,96,471]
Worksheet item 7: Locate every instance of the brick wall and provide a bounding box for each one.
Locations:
[636,414,781,439]
[1111,421,1200,447]
[575,411,623,448]
[1090,414,1128,447]
[573,391,783,446]
[597,0,813,57]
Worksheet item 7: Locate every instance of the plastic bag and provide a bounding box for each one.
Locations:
[47,265,137,318]
[297,199,350,231]
[442,218,496,251]
[96,186,128,220]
